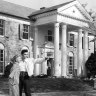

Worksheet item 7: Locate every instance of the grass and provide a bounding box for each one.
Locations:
[0,77,94,93]
[29,77,94,92]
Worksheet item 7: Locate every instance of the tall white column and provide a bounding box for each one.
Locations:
[77,29,83,76]
[33,26,38,58]
[54,22,60,77]
[61,24,67,77]
[83,31,88,77]
[33,26,39,76]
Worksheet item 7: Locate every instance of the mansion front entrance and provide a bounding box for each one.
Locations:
[29,0,95,77]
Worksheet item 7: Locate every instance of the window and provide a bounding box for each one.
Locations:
[69,57,74,74]
[23,24,29,39]
[69,34,74,46]
[0,43,4,74]
[0,19,4,36]
[68,52,74,75]
[45,30,54,42]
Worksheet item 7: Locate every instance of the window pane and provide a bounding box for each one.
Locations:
[1,58,3,61]
[1,54,3,57]
[23,24,29,31]
[69,34,74,46]
[23,24,29,39]
[24,28,28,32]
[69,56,74,75]
[0,28,3,35]
[0,20,3,25]
[69,71,72,74]
[48,30,52,35]
[0,24,3,27]
[70,41,74,46]
[0,50,3,53]
[23,33,28,39]
[0,19,4,36]
[0,62,3,73]
[69,63,72,65]
[48,36,52,41]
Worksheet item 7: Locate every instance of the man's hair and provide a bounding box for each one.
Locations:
[21,49,28,55]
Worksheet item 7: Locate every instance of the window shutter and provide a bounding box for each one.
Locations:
[29,25,34,41]
[74,34,77,48]
[5,21,10,38]
[67,32,70,46]
[18,24,23,40]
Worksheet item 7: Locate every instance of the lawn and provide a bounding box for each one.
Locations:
[29,77,94,92]
[0,77,94,93]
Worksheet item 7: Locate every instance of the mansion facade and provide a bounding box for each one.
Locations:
[0,0,95,77]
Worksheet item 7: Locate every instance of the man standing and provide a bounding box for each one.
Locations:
[19,49,48,96]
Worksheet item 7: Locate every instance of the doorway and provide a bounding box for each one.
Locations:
[47,58,54,77]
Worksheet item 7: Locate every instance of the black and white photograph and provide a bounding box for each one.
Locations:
[0,0,96,96]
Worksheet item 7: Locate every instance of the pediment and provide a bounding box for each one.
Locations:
[57,1,92,21]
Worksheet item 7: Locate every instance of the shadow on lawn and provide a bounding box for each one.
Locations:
[0,76,94,93]
[29,78,94,93]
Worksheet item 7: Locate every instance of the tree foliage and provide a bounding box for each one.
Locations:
[85,52,96,77]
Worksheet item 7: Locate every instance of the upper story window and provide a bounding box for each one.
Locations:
[69,34,74,47]
[23,24,29,39]
[0,19,4,36]
[45,30,54,42]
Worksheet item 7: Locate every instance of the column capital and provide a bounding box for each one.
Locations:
[78,28,83,32]
[34,26,38,32]
[61,23,67,29]
[54,22,60,28]
[83,31,88,34]
[61,23,67,26]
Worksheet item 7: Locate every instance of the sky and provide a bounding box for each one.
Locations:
[3,0,96,12]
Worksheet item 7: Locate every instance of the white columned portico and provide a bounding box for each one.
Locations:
[77,29,83,76]
[54,22,60,77]
[61,24,67,77]
[83,31,88,76]
[33,26,39,75]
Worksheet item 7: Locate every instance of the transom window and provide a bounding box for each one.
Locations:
[23,24,29,39]
[69,34,74,46]
[45,30,54,42]
[0,19,4,36]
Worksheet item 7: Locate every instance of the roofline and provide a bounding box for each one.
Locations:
[0,12,30,21]
[29,0,75,17]
[76,0,93,21]
[28,9,57,18]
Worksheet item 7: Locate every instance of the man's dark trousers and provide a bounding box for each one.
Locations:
[19,72,31,96]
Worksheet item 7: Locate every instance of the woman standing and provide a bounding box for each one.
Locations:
[9,55,21,96]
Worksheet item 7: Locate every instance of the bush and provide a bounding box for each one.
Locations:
[3,62,13,78]
[85,51,96,78]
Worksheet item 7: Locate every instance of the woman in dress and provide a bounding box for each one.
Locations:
[9,55,21,96]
